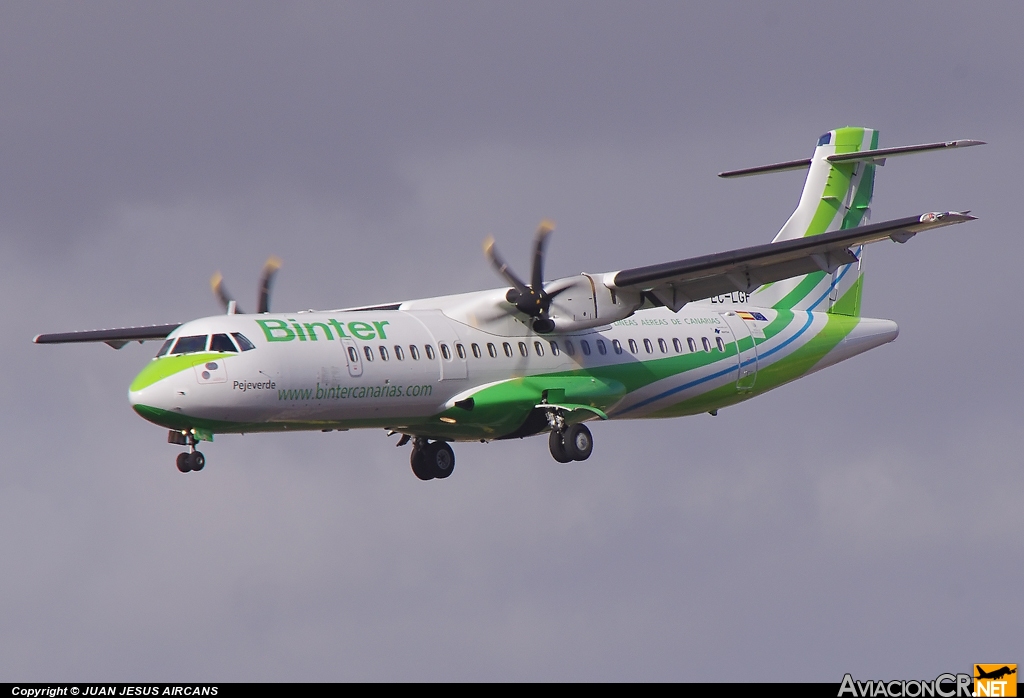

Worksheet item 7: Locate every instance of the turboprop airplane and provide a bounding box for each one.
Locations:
[35,127,982,479]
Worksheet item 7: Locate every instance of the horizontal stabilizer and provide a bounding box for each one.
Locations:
[826,139,985,165]
[34,323,181,349]
[718,157,812,179]
[719,139,984,178]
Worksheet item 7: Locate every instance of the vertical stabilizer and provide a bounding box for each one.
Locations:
[747,127,878,315]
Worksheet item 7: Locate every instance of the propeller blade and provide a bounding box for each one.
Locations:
[210,272,243,314]
[530,220,555,291]
[483,236,530,295]
[257,256,282,314]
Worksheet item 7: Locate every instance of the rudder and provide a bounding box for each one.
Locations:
[747,126,878,315]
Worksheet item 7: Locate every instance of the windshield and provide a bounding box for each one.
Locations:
[170,335,207,355]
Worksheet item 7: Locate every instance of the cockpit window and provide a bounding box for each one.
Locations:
[231,332,256,351]
[209,333,238,353]
[155,339,173,358]
[170,335,207,355]
[817,132,832,146]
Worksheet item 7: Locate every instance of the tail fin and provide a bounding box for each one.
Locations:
[747,126,878,315]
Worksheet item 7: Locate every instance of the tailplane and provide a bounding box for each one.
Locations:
[719,128,982,316]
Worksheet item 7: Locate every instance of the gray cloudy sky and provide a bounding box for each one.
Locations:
[1,0,1020,682]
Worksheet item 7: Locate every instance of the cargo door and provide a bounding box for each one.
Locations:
[719,311,758,391]
[409,310,468,380]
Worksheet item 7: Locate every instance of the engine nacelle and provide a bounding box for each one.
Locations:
[545,273,641,333]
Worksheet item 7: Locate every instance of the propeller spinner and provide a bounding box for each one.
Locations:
[484,221,567,333]
[210,256,282,315]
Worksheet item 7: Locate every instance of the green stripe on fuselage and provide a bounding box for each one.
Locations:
[646,311,861,418]
[129,353,234,392]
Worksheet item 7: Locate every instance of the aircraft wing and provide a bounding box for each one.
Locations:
[34,323,182,350]
[610,211,974,311]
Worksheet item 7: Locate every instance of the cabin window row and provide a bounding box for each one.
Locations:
[356,341,545,363]
[551,336,725,356]
[351,335,727,364]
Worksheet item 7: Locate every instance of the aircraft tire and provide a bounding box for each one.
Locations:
[176,452,192,473]
[548,430,572,463]
[426,441,456,479]
[410,447,434,481]
[190,452,205,471]
[564,424,593,461]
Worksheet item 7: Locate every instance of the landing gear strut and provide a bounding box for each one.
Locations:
[410,437,456,480]
[546,412,593,462]
[170,430,205,473]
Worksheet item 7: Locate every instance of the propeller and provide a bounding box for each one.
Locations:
[210,256,282,314]
[484,221,568,333]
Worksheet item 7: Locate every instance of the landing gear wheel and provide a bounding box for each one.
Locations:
[425,441,456,479]
[410,447,434,481]
[563,424,593,461]
[176,452,192,473]
[548,429,572,463]
[190,452,205,471]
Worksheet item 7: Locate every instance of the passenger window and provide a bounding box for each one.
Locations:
[503,342,513,358]
[613,339,623,354]
[518,342,528,357]
[410,345,421,360]
[534,341,544,356]
[644,338,653,353]
[456,343,466,359]
[379,345,389,361]
[155,338,173,358]
[171,335,207,355]
[471,343,482,358]
[549,341,560,356]
[716,337,726,352]
[209,334,237,353]
[440,344,452,360]
[232,333,256,351]
[597,340,607,355]
[347,347,359,363]
[702,337,711,352]
[425,345,436,360]
[581,340,591,356]
[628,339,638,354]
[363,346,374,361]
[687,338,697,353]
[673,338,682,353]
[395,345,405,361]
[565,340,575,356]
[487,343,497,358]
[658,338,668,354]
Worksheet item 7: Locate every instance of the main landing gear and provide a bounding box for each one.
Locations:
[546,411,594,463]
[410,437,455,481]
[169,430,205,473]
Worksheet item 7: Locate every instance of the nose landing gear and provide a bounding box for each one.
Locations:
[169,430,206,473]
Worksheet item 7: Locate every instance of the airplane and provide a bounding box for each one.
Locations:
[34,127,983,479]
[975,666,1016,681]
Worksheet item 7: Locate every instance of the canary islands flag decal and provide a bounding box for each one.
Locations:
[737,311,768,322]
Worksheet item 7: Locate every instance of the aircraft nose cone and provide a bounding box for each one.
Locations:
[128,364,187,427]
